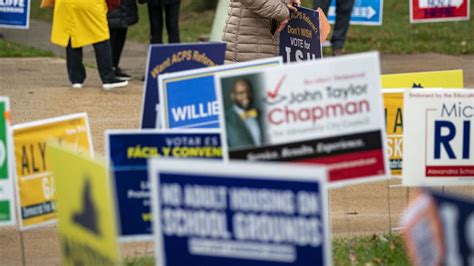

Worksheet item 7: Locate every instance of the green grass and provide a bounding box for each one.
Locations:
[29,0,473,54]
[333,234,409,266]
[0,39,54,57]
[123,234,409,266]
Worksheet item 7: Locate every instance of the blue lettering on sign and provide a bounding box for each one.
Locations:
[434,121,471,160]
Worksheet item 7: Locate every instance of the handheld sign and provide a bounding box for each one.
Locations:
[159,57,282,129]
[401,190,474,266]
[12,113,93,230]
[141,43,226,129]
[47,145,119,266]
[324,0,383,26]
[149,159,331,266]
[280,7,322,63]
[0,97,15,227]
[403,89,474,186]
[216,52,389,187]
[0,0,30,29]
[106,130,222,241]
[410,0,470,23]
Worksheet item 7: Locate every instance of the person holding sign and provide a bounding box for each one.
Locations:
[222,0,301,63]
[225,78,264,149]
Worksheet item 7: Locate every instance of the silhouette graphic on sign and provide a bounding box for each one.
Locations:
[73,178,100,235]
[412,83,424,88]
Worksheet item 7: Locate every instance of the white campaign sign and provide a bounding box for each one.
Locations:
[402,89,474,186]
[215,52,389,186]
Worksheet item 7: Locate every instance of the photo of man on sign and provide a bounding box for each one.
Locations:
[223,78,265,150]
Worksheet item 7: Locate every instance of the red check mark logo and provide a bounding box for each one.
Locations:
[267,75,287,99]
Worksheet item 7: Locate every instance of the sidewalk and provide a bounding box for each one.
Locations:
[1,19,149,77]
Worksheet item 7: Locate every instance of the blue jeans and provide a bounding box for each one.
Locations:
[315,0,355,49]
[66,40,115,84]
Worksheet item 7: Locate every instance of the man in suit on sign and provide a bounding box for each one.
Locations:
[225,78,264,150]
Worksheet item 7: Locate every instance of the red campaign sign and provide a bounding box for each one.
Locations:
[411,0,470,22]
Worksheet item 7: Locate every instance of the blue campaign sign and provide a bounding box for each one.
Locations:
[141,43,226,129]
[432,191,474,266]
[159,57,282,129]
[106,130,223,241]
[0,0,30,29]
[325,0,383,26]
[280,7,322,63]
[149,160,331,266]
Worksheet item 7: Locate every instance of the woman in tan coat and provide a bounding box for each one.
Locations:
[222,0,300,63]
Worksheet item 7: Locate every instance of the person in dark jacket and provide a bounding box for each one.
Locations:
[146,0,180,44]
[107,0,139,80]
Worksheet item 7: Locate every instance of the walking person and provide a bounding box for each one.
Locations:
[314,0,355,56]
[146,0,181,44]
[51,0,128,89]
[222,0,301,63]
[107,0,139,80]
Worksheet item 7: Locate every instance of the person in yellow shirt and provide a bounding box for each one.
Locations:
[51,0,128,90]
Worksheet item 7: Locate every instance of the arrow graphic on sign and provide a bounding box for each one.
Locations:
[329,6,377,19]
[418,0,464,8]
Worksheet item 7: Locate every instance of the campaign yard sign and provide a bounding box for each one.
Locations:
[141,43,226,129]
[149,159,331,266]
[106,130,223,241]
[216,52,388,186]
[12,113,93,230]
[0,0,30,29]
[160,57,282,129]
[381,70,464,89]
[280,7,322,63]
[324,0,383,26]
[410,0,470,23]
[403,90,474,186]
[401,190,474,266]
[0,98,15,227]
[383,90,404,177]
[381,70,464,177]
[47,145,119,266]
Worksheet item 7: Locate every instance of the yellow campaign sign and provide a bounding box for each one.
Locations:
[12,113,93,230]
[47,144,119,266]
[384,91,404,176]
[381,70,463,89]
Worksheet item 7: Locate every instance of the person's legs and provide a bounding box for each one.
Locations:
[109,27,131,80]
[92,40,119,83]
[331,0,355,50]
[164,2,180,43]
[148,2,164,44]
[110,28,128,67]
[66,40,86,86]
[314,0,331,16]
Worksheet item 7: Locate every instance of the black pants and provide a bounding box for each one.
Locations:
[315,0,355,49]
[110,27,128,68]
[66,39,115,84]
[147,2,180,44]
